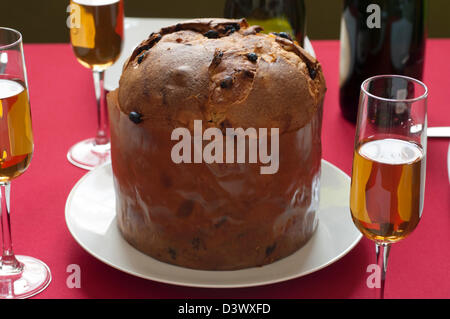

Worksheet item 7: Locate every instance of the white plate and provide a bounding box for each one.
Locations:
[104,17,316,91]
[65,160,362,288]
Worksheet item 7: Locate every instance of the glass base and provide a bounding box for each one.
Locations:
[67,138,111,170]
[0,255,51,299]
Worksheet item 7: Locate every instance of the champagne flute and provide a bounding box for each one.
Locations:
[67,0,124,170]
[0,27,51,299]
[350,75,428,299]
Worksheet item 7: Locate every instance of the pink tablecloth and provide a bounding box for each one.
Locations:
[13,39,450,298]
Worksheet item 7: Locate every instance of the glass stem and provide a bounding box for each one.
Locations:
[92,70,109,146]
[375,242,391,299]
[0,182,22,274]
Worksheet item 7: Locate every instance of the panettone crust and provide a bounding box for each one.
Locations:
[117,18,326,133]
[108,18,326,270]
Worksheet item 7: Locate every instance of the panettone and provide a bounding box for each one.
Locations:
[107,18,326,270]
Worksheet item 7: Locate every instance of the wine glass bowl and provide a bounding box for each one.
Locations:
[69,0,123,71]
[0,80,33,182]
[350,74,428,298]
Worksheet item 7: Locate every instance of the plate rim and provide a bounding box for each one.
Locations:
[65,159,362,289]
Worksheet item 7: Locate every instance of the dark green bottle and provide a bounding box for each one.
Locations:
[224,0,306,47]
[339,0,427,123]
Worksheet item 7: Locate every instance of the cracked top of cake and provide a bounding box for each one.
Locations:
[114,18,326,133]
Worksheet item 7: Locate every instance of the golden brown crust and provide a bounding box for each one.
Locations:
[117,18,326,133]
[108,18,327,270]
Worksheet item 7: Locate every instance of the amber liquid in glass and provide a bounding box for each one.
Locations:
[350,138,425,243]
[70,0,123,70]
[0,79,33,182]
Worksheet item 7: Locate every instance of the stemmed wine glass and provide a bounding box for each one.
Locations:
[350,75,428,299]
[0,27,51,299]
[67,0,124,170]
